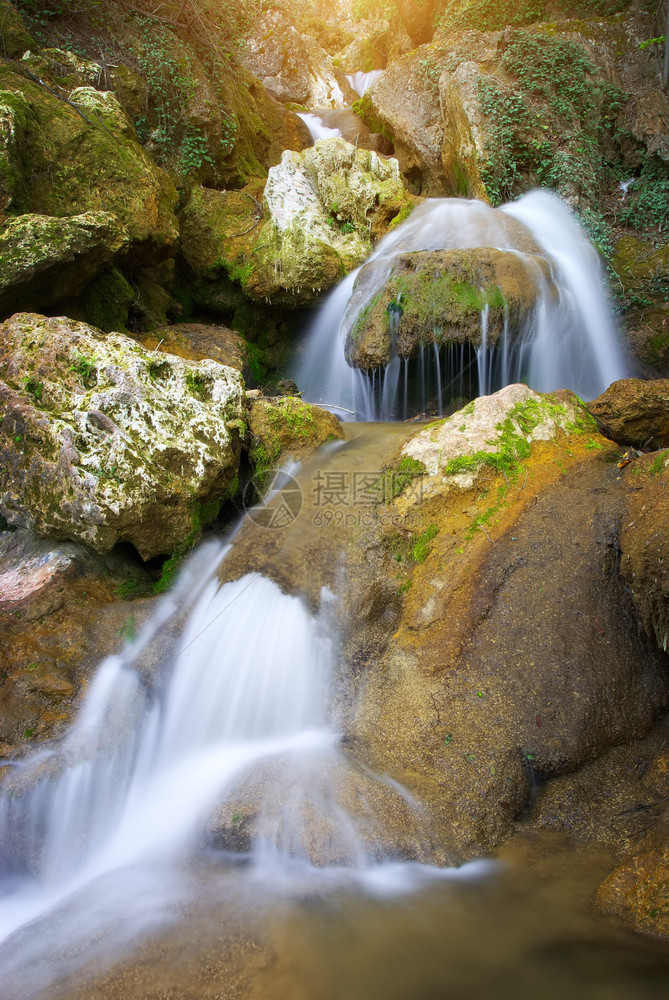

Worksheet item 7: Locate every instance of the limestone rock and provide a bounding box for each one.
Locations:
[0,211,129,314]
[342,391,668,860]
[0,527,154,754]
[440,60,494,200]
[178,183,263,286]
[246,139,412,305]
[0,314,245,559]
[402,384,584,479]
[345,247,553,369]
[355,53,446,196]
[588,378,669,449]
[337,19,412,72]
[242,9,311,104]
[242,9,352,108]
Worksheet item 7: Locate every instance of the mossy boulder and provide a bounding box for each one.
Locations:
[341,386,668,861]
[612,235,669,299]
[246,139,413,305]
[0,64,178,263]
[248,396,343,486]
[401,383,590,479]
[21,47,104,91]
[178,182,263,291]
[0,211,129,314]
[0,2,35,59]
[345,247,553,369]
[0,313,245,559]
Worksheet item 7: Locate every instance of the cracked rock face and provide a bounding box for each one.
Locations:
[0,313,245,559]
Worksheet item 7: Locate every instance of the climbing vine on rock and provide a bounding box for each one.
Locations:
[477,30,627,208]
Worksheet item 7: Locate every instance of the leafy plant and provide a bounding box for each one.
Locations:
[68,350,97,383]
[412,522,438,562]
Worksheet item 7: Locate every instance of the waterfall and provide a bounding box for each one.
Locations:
[0,514,489,994]
[294,191,629,420]
[297,112,342,142]
[346,70,383,95]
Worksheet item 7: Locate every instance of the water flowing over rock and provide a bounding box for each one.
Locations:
[297,191,629,419]
[0,314,245,559]
[345,247,553,370]
[300,108,393,154]
[246,139,413,305]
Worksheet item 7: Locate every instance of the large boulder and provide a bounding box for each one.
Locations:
[343,387,669,860]
[0,212,129,314]
[245,139,413,305]
[345,246,553,368]
[0,314,245,559]
[0,65,178,261]
[588,378,669,449]
[247,395,343,489]
[241,9,353,108]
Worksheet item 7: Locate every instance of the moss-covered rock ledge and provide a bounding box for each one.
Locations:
[0,313,245,559]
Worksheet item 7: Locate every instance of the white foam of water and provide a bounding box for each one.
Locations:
[0,542,483,994]
[298,112,342,142]
[294,192,629,418]
[346,70,383,95]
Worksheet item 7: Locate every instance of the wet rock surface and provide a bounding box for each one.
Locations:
[345,247,553,368]
[339,390,669,862]
[0,527,155,755]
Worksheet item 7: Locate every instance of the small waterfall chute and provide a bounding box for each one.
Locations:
[346,69,383,95]
[297,112,343,142]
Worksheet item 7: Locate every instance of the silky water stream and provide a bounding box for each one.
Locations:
[295,190,630,419]
[1,425,669,999]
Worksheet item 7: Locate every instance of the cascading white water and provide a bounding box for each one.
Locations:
[294,191,629,419]
[346,70,383,95]
[297,112,343,142]
[0,532,484,995]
